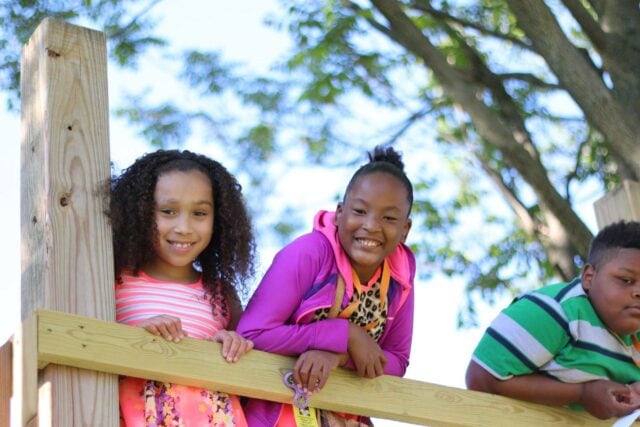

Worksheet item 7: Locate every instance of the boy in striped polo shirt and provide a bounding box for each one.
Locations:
[466,220,640,420]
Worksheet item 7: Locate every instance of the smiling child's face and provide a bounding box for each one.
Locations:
[334,172,411,284]
[144,169,214,283]
[582,247,640,335]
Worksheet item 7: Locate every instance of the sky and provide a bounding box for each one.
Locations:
[0,1,603,426]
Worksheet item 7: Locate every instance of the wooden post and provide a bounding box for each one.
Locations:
[0,338,11,426]
[593,180,640,227]
[19,18,117,426]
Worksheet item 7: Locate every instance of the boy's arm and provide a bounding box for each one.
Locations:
[466,360,640,420]
[466,359,582,405]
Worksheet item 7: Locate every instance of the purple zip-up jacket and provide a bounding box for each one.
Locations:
[237,210,416,426]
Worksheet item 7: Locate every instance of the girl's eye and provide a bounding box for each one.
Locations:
[384,216,398,222]
[160,209,175,215]
[194,211,209,217]
[353,208,365,215]
[621,277,634,285]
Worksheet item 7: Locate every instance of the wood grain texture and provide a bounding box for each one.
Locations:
[594,180,640,228]
[20,18,117,426]
[11,316,37,427]
[0,338,11,426]
[37,310,610,426]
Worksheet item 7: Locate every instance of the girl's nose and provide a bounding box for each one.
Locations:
[363,215,381,231]
[173,215,192,234]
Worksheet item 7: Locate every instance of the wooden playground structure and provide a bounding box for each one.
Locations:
[1,18,639,426]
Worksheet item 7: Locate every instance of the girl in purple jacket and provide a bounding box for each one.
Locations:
[237,146,416,426]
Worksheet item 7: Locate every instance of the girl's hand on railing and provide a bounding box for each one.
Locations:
[292,350,347,394]
[347,323,387,378]
[137,314,187,343]
[212,329,253,363]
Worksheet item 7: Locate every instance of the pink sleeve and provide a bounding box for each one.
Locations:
[237,234,350,355]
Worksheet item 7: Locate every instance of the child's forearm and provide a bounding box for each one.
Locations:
[466,360,582,406]
[489,373,584,406]
[467,361,640,419]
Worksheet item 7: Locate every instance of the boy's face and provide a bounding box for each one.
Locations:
[582,248,640,335]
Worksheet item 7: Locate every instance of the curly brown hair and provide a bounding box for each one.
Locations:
[108,149,255,303]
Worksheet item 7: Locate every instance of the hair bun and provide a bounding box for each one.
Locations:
[369,146,405,171]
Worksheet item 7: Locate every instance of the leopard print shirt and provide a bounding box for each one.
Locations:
[313,277,387,341]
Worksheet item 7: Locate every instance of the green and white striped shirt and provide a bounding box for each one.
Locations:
[472,278,640,385]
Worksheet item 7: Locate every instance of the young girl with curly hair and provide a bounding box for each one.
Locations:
[237,146,416,426]
[109,149,255,426]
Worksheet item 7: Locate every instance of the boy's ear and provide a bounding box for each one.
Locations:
[582,264,596,292]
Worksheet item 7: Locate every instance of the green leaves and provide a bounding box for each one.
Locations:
[6,0,637,321]
[115,100,193,148]
[0,0,166,109]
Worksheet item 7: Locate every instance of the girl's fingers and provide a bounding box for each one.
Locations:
[168,325,183,342]
[312,372,324,392]
[215,330,252,362]
[294,361,312,391]
[159,323,177,341]
[374,359,384,377]
[140,315,185,342]
[239,339,253,357]
[225,336,242,362]
[299,368,311,391]
[292,365,304,388]
[143,324,160,336]
[218,331,234,359]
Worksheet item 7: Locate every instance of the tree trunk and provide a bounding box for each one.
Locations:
[369,0,592,278]
[506,0,640,179]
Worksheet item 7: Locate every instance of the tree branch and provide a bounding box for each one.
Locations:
[442,106,536,235]
[342,0,395,39]
[383,104,436,146]
[368,0,594,258]
[563,135,591,203]
[497,72,561,90]
[407,1,532,51]
[480,159,537,236]
[506,0,640,175]
[107,0,164,39]
[559,0,606,50]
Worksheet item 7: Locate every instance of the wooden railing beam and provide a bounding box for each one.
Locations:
[34,309,608,426]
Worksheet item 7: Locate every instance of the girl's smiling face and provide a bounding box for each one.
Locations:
[144,169,214,283]
[334,172,412,283]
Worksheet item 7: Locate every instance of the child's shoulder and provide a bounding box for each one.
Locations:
[507,278,585,315]
[270,230,334,267]
[281,229,333,253]
[531,277,584,301]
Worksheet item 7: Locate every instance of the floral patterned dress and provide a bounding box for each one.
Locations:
[116,271,247,427]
